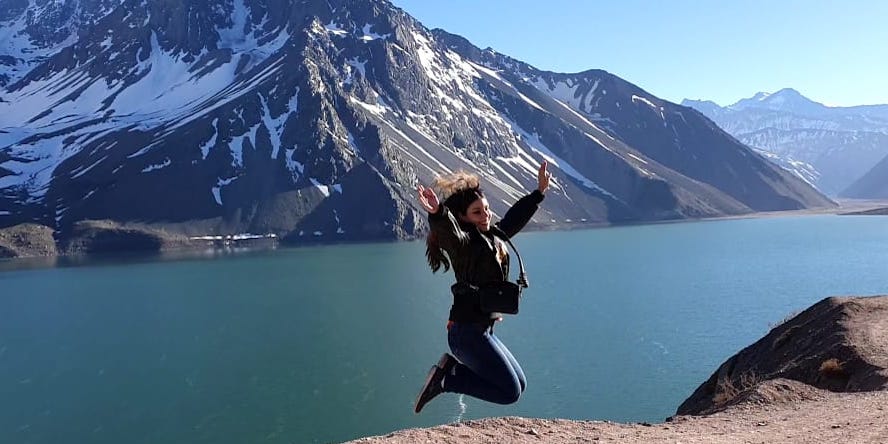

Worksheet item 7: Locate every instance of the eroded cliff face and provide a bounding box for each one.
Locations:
[677,295,888,415]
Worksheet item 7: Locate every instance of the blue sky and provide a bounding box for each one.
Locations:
[390,0,888,107]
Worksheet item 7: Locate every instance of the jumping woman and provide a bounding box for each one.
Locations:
[414,161,551,413]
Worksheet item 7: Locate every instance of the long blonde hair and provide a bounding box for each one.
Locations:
[426,171,484,273]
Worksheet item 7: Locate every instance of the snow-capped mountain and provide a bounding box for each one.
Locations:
[730,88,833,117]
[0,0,833,243]
[682,89,888,196]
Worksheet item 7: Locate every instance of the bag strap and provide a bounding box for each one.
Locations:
[490,226,529,289]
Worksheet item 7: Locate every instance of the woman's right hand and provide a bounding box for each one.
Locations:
[417,184,440,213]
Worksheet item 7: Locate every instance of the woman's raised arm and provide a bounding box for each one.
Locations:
[418,184,469,252]
[496,161,549,238]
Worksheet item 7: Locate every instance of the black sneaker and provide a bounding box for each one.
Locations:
[414,353,457,414]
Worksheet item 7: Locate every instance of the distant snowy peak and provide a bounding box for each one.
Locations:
[685,90,888,197]
[749,91,771,101]
[688,88,888,121]
[730,88,829,116]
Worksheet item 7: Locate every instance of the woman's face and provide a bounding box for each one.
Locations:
[461,196,491,231]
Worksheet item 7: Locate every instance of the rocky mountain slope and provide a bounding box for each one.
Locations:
[842,152,888,199]
[0,0,123,87]
[683,89,888,196]
[1,0,833,246]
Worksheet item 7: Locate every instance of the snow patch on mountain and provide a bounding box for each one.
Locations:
[469,62,545,112]
[0,5,81,86]
[502,117,616,200]
[350,95,391,118]
[346,57,366,79]
[754,149,819,186]
[531,78,601,114]
[142,158,171,173]
[259,90,297,160]
[310,178,330,197]
[2,19,292,142]
[324,21,348,37]
[212,176,238,205]
[0,119,122,197]
[360,24,390,41]
[200,119,220,159]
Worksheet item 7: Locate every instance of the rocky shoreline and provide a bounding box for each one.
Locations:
[841,206,888,216]
[3,200,887,260]
[346,296,888,444]
[0,220,280,259]
[0,223,57,258]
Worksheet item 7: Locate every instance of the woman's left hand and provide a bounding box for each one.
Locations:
[537,160,551,194]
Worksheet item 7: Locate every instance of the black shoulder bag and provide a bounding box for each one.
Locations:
[476,229,529,315]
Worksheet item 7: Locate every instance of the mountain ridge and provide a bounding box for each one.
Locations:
[1,0,833,246]
[682,89,888,196]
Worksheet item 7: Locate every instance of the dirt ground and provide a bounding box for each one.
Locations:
[346,390,888,444]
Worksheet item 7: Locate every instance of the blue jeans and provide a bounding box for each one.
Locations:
[443,322,527,404]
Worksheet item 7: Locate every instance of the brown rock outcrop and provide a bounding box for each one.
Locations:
[0,223,57,258]
[676,295,888,415]
[58,220,197,255]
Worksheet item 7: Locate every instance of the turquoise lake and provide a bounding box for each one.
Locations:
[1,214,887,443]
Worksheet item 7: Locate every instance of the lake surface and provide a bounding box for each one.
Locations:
[1,215,887,443]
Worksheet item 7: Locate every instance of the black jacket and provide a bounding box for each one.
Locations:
[428,190,544,322]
